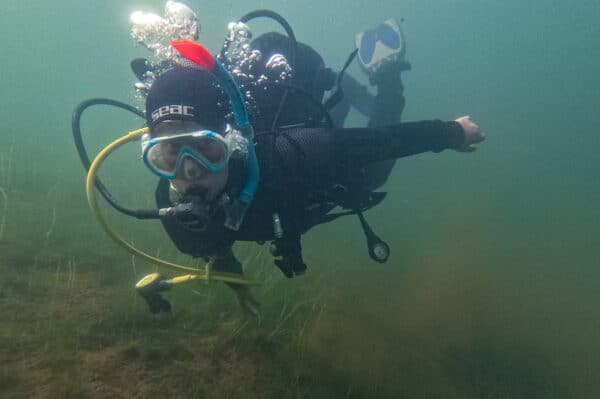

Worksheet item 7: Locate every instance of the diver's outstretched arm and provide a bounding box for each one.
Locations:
[333,117,484,166]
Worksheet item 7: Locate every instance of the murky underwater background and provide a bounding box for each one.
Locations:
[1,0,599,397]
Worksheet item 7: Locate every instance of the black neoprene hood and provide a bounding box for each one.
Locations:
[145,67,230,133]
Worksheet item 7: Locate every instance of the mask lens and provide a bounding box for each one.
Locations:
[377,24,401,49]
[359,30,378,64]
[146,141,181,174]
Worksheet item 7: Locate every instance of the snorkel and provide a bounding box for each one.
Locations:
[170,40,259,231]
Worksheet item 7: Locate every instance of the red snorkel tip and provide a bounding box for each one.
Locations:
[171,40,216,71]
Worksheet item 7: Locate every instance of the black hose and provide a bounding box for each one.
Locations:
[72,98,159,219]
[238,9,297,70]
[267,83,334,129]
[323,49,358,112]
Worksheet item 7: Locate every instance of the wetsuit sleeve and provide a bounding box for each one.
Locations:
[272,120,464,184]
[333,120,465,167]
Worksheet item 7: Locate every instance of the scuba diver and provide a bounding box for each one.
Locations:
[75,4,484,315]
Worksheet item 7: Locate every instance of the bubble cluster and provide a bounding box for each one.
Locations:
[130,1,199,64]
[130,2,200,105]
[218,22,293,119]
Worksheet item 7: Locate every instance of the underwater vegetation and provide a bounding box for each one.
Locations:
[0,139,14,242]
[0,238,569,399]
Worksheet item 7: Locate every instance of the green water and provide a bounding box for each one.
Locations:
[1,1,599,398]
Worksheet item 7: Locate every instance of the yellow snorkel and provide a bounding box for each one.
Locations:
[85,127,259,312]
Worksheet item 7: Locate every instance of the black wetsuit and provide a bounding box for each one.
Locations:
[155,32,465,277]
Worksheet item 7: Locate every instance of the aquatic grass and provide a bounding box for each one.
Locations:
[0,138,14,242]
[44,205,57,242]
[0,137,14,185]
[0,186,7,241]
[0,368,23,395]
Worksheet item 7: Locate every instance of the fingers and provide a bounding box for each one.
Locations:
[456,115,473,125]
[471,131,485,144]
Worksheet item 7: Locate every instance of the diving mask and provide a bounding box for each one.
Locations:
[142,130,230,180]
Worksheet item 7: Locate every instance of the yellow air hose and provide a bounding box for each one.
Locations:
[86,127,259,286]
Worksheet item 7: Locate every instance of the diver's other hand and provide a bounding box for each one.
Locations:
[455,116,485,152]
[234,286,261,317]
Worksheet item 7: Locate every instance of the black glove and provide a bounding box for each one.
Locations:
[130,58,154,81]
[274,257,307,278]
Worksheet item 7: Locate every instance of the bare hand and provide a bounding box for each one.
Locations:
[455,116,485,152]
